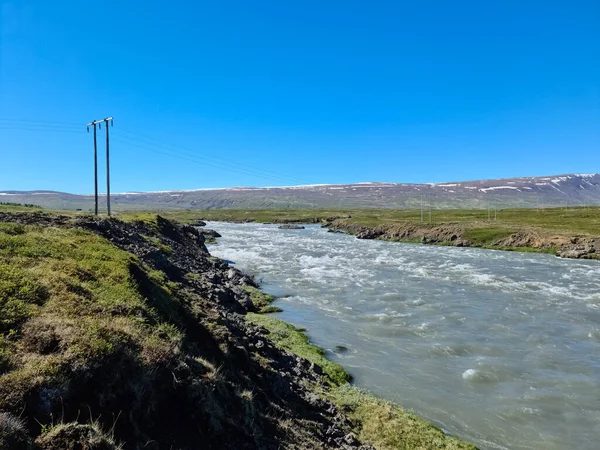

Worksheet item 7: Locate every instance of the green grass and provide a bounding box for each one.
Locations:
[461,228,517,245]
[0,222,183,413]
[0,203,42,213]
[243,285,279,313]
[330,385,477,450]
[246,313,350,385]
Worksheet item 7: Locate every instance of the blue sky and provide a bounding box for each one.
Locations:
[1,0,598,193]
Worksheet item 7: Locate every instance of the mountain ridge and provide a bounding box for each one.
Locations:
[2,173,599,211]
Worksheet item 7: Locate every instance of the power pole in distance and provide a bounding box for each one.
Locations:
[86,120,99,215]
[87,117,114,215]
[99,118,114,216]
[429,194,432,224]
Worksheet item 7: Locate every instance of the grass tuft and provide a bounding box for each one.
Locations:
[246,313,350,385]
[244,285,279,312]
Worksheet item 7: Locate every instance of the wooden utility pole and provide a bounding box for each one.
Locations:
[429,195,432,224]
[86,120,99,215]
[87,117,114,215]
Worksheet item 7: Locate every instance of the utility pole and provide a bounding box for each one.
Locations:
[420,195,424,222]
[87,117,114,215]
[429,195,432,224]
[86,120,99,215]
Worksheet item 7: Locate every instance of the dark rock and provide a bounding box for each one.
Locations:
[356,228,383,239]
[278,225,306,230]
[558,244,596,259]
[198,228,222,244]
[311,363,324,376]
[344,433,360,446]
[192,220,207,227]
[200,229,222,238]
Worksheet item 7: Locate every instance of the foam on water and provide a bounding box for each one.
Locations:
[207,222,600,450]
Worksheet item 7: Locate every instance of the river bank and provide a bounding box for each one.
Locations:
[0,211,476,449]
[323,218,598,259]
[128,207,600,260]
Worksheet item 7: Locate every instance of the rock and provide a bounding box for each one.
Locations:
[344,433,360,446]
[278,225,305,230]
[311,363,324,376]
[192,220,207,227]
[356,229,383,239]
[199,229,222,244]
[558,243,596,259]
[200,229,222,238]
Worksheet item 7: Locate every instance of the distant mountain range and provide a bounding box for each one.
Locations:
[2,173,599,211]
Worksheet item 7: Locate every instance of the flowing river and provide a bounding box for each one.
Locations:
[206,222,600,450]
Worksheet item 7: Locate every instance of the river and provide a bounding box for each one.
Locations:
[206,222,600,450]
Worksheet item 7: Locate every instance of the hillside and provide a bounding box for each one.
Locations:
[2,173,599,211]
[0,212,476,449]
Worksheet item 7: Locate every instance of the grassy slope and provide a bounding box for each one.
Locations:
[0,221,184,448]
[247,312,477,450]
[3,215,336,448]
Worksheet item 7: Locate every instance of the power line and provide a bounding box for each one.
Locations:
[113,128,310,185]
[0,118,312,186]
[110,136,308,186]
[87,118,114,216]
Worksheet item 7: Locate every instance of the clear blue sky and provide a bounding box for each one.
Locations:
[1,0,598,193]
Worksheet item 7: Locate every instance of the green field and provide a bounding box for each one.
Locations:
[115,206,600,236]
[3,201,599,237]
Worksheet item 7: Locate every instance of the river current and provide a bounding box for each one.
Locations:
[206,222,600,450]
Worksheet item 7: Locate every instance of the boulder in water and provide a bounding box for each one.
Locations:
[278,225,305,230]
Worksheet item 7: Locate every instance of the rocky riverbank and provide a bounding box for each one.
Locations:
[0,212,476,449]
[323,218,598,260]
